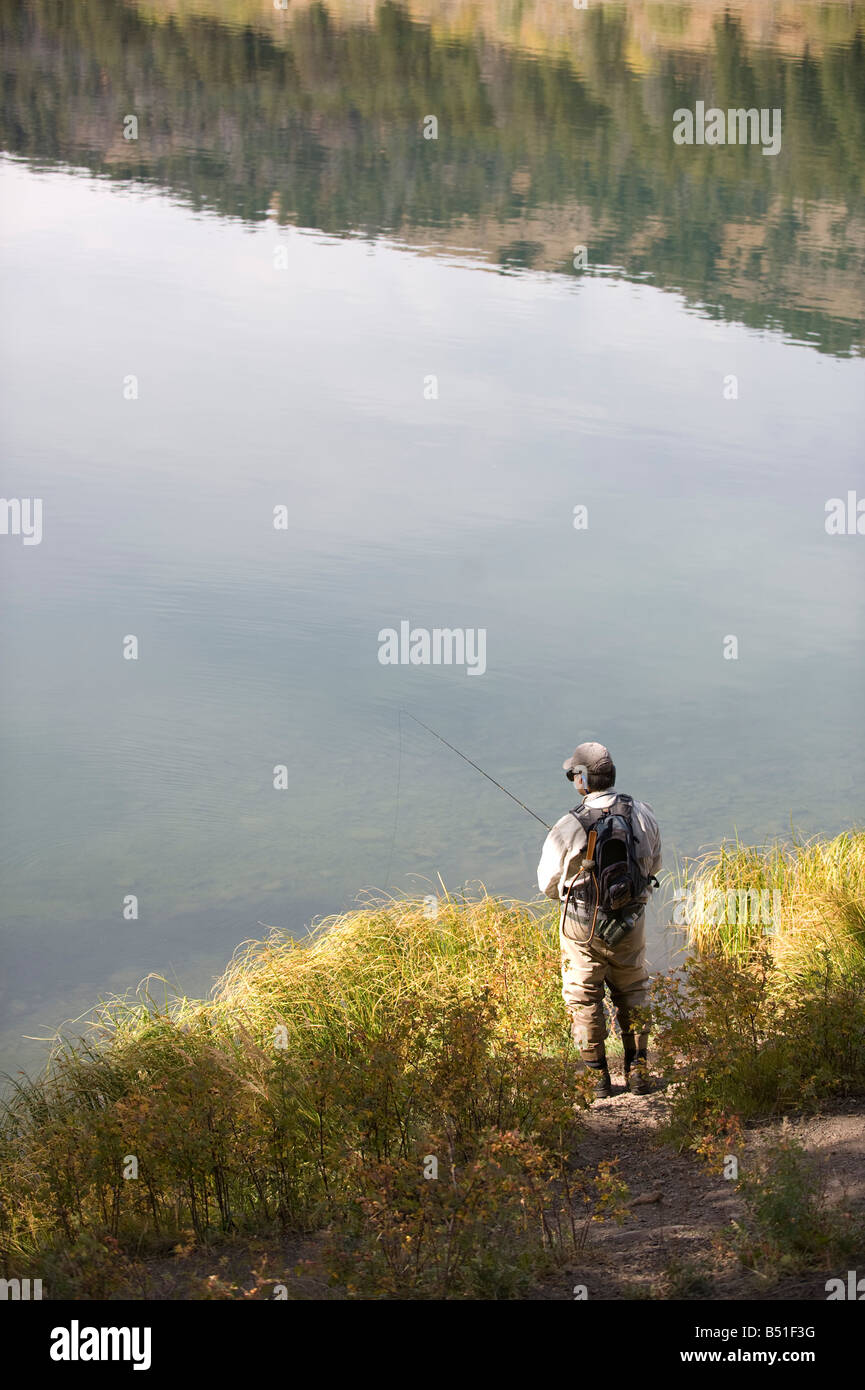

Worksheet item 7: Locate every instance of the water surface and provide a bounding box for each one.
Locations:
[1,0,863,1077]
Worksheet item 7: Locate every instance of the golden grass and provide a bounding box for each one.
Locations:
[675,830,865,977]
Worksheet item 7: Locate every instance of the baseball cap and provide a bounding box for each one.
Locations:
[562,741,616,786]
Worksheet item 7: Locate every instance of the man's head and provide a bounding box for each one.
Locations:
[562,741,616,794]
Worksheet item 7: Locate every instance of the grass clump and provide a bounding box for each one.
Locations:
[654,830,865,1145]
[675,830,865,975]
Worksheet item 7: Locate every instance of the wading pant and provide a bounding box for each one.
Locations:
[560,912,650,1065]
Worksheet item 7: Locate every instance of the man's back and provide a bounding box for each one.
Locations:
[537,789,662,904]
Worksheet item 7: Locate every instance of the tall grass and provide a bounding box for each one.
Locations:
[676,830,865,976]
[0,893,597,1297]
[655,830,865,1142]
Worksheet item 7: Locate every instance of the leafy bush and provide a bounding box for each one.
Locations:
[652,947,865,1144]
[727,1133,864,1276]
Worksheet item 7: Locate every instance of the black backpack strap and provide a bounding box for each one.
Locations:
[611,796,660,891]
[573,797,624,827]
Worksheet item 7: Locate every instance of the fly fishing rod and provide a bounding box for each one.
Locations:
[402,711,551,830]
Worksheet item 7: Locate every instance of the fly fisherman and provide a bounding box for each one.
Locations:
[537,742,662,1100]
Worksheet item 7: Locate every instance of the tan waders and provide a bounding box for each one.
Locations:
[561,911,651,1096]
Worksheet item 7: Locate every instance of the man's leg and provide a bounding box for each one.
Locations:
[606,915,652,1093]
[560,931,612,1097]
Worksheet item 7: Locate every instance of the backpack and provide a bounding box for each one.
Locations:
[564,795,657,944]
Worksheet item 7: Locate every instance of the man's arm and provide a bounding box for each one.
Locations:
[651,835,662,877]
[537,817,586,899]
[635,800,662,877]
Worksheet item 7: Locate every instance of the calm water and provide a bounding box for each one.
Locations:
[1,0,864,1077]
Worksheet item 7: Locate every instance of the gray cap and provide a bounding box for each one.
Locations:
[563,741,616,785]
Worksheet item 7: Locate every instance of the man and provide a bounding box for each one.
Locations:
[537,741,662,1099]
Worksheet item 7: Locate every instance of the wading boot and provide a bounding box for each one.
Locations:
[585,1058,613,1100]
[624,1049,651,1095]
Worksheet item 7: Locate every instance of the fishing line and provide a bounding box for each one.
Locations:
[402,711,551,829]
[383,709,550,889]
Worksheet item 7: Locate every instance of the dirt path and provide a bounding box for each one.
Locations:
[533,1078,865,1301]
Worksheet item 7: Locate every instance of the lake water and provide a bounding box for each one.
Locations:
[1,0,863,1079]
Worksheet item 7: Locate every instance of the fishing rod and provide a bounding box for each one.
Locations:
[402,711,551,830]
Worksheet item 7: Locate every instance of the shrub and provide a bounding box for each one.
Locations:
[652,946,865,1145]
[728,1133,865,1276]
